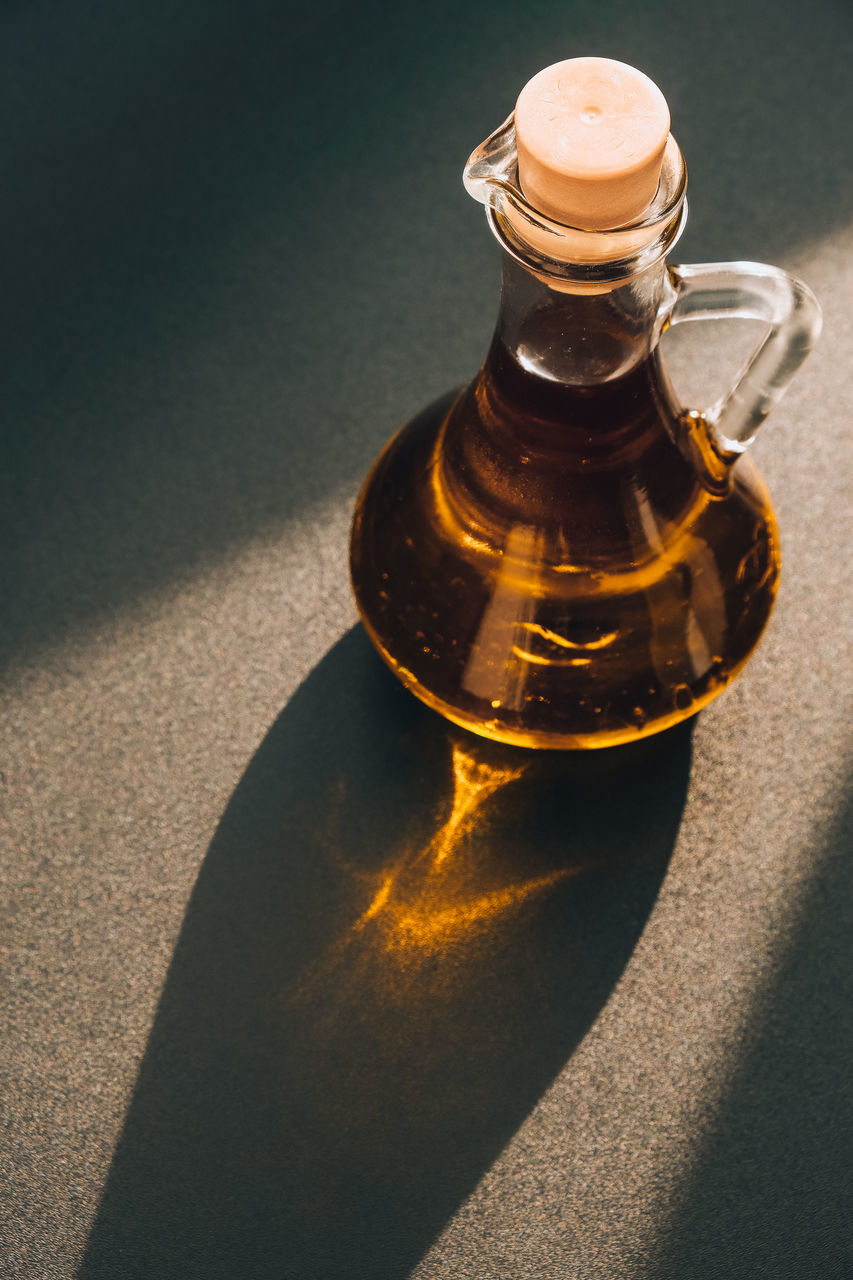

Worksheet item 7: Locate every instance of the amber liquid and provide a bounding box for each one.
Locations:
[351,333,779,748]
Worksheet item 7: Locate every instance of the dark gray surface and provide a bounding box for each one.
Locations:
[1,2,851,1277]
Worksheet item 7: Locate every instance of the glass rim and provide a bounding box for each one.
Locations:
[464,116,689,285]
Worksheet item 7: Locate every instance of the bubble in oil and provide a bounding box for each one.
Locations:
[672,683,694,711]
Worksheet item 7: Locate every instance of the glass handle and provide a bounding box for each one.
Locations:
[666,261,822,456]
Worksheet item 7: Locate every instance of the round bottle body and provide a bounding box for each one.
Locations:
[350,343,780,749]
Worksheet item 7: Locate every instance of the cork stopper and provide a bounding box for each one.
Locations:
[515,57,670,229]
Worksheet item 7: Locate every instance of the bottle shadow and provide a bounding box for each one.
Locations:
[79,626,693,1280]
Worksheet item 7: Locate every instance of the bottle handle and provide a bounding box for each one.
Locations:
[666,261,822,458]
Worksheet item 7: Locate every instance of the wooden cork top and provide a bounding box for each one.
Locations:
[514,57,671,229]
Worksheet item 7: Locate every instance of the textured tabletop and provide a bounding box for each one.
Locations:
[2,2,852,1277]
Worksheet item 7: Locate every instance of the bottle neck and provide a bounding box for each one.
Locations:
[491,251,675,387]
[465,117,688,386]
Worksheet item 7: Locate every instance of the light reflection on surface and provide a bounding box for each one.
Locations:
[294,738,583,994]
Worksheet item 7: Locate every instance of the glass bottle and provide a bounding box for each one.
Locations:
[350,60,821,749]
